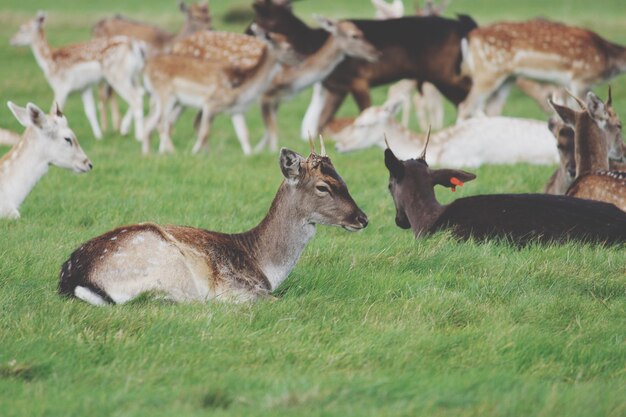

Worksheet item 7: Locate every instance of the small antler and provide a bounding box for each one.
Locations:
[419,125,432,160]
[565,90,586,111]
[307,131,316,154]
[384,133,390,149]
[319,134,327,156]
[607,85,612,106]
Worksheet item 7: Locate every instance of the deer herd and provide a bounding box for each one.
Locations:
[0,0,624,305]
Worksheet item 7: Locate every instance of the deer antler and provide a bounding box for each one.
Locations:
[307,131,316,154]
[565,90,586,110]
[419,125,432,160]
[607,84,612,106]
[384,133,390,149]
[319,134,327,156]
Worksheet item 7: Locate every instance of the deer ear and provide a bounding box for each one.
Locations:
[314,16,338,34]
[586,91,609,122]
[35,11,46,26]
[52,101,64,118]
[548,98,577,127]
[431,168,476,191]
[279,148,303,181]
[384,148,404,179]
[7,102,46,129]
[383,99,403,117]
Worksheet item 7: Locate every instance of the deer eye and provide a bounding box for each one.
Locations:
[64,137,72,145]
[315,184,331,195]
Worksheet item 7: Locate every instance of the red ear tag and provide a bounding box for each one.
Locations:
[450,177,464,187]
[451,186,456,192]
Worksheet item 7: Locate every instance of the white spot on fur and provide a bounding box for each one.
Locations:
[75,286,107,306]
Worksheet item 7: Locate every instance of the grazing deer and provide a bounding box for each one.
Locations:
[0,128,21,147]
[11,12,146,141]
[250,0,476,137]
[334,99,558,167]
[255,17,379,153]
[92,1,212,133]
[458,19,626,120]
[550,89,626,211]
[0,102,92,219]
[384,139,626,245]
[58,139,368,305]
[142,25,299,155]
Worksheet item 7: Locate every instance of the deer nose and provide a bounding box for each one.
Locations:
[356,212,369,228]
[85,159,93,170]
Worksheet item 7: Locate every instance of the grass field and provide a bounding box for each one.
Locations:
[0,1,625,416]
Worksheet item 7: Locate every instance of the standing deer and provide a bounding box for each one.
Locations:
[58,140,368,305]
[384,138,626,245]
[550,89,626,211]
[11,12,145,141]
[92,1,212,133]
[142,25,299,155]
[458,19,626,120]
[0,102,92,219]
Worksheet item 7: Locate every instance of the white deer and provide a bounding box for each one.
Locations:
[11,12,145,140]
[334,99,558,167]
[0,102,92,219]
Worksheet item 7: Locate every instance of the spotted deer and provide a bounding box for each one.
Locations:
[0,102,92,219]
[0,128,21,147]
[142,25,298,155]
[458,19,626,120]
[550,89,626,211]
[384,138,626,245]
[11,12,146,141]
[334,99,558,167]
[58,139,368,305]
[92,1,212,133]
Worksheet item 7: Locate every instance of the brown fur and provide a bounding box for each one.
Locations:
[567,172,626,211]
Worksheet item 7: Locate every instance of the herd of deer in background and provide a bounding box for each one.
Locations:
[0,0,625,305]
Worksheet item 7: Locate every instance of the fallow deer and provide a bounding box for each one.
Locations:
[92,1,212,132]
[0,128,21,147]
[334,99,558,167]
[458,19,626,120]
[11,12,146,141]
[384,139,626,245]
[0,102,92,219]
[58,139,368,305]
[550,89,626,211]
[544,117,576,195]
[142,25,299,155]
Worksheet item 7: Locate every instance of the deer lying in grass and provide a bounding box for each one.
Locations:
[458,19,626,120]
[142,25,298,155]
[11,12,145,140]
[334,99,558,167]
[92,1,212,133]
[59,138,368,305]
[0,102,92,219]
[544,117,576,194]
[0,128,21,147]
[384,137,626,245]
[550,89,626,211]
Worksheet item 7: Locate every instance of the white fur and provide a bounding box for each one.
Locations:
[75,286,107,306]
[301,82,326,139]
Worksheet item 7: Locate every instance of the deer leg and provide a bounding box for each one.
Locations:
[81,88,103,140]
[107,73,145,141]
[231,113,251,155]
[351,79,371,112]
[456,76,506,122]
[301,82,326,140]
[317,89,348,135]
[192,105,212,154]
[256,98,278,153]
[109,87,121,132]
[485,78,513,116]
[142,95,162,155]
[157,97,178,154]
[97,84,109,133]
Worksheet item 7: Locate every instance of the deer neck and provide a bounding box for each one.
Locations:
[232,50,283,108]
[574,116,609,177]
[238,182,316,291]
[0,132,49,211]
[405,185,445,238]
[30,28,55,78]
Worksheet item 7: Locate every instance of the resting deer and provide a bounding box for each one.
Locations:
[92,1,212,133]
[384,137,626,245]
[0,128,21,147]
[255,17,379,152]
[334,99,558,167]
[11,12,145,141]
[544,117,577,195]
[550,89,626,211]
[0,102,92,219]
[142,25,298,155]
[58,139,368,305]
[458,19,626,120]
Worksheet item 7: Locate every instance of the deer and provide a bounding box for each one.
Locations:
[457,19,626,121]
[58,138,368,305]
[250,0,476,138]
[92,1,212,133]
[334,99,558,167]
[142,25,299,155]
[0,128,21,147]
[254,17,379,153]
[0,102,92,219]
[549,89,626,211]
[11,12,146,141]
[384,136,626,245]
[543,117,577,195]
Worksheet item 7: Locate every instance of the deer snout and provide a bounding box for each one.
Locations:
[344,209,368,231]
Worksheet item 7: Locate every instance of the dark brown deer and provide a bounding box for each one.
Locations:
[59,140,368,305]
[384,138,626,245]
[550,89,626,211]
[251,0,476,136]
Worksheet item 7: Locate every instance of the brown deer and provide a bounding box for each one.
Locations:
[92,1,212,132]
[544,117,576,195]
[458,19,626,120]
[384,136,626,245]
[58,140,368,305]
[550,89,626,211]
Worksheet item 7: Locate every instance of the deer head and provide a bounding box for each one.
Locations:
[548,116,576,180]
[10,11,46,46]
[314,17,379,62]
[249,24,300,66]
[179,1,212,32]
[278,139,368,231]
[7,101,92,173]
[415,0,449,16]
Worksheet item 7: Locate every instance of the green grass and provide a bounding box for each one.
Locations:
[0,1,625,416]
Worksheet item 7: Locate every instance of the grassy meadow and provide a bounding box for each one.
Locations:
[0,0,625,416]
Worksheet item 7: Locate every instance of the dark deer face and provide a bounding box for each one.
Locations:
[385,149,475,230]
[252,0,295,34]
[279,147,368,231]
